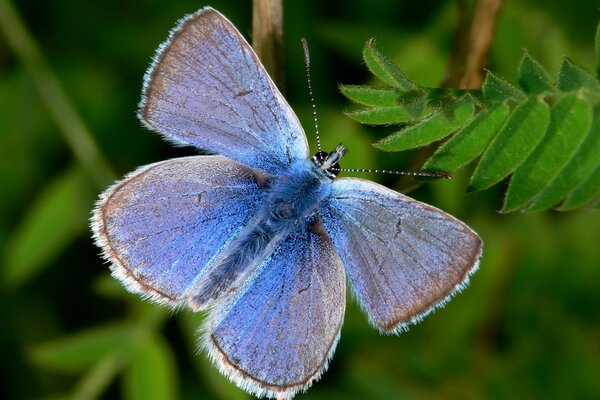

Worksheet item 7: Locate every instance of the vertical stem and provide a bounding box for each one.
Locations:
[461,0,503,89]
[252,0,285,92]
[444,0,504,90]
[0,0,116,187]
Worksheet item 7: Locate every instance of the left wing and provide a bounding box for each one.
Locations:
[204,218,345,399]
[91,156,270,307]
[321,178,482,333]
[139,7,308,175]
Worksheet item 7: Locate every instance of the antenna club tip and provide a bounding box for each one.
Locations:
[420,169,452,179]
[301,38,310,61]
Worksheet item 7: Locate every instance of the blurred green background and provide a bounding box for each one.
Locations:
[1,0,599,399]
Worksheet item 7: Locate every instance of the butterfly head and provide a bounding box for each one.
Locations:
[312,143,347,179]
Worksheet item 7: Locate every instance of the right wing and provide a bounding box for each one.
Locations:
[91,155,270,307]
[321,178,482,333]
[139,7,308,175]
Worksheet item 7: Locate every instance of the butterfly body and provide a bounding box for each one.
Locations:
[92,7,482,399]
[268,158,333,220]
[190,156,331,308]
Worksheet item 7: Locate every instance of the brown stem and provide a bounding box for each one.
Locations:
[252,0,285,92]
[444,0,504,89]
[461,0,503,89]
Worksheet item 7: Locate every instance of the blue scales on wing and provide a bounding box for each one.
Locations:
[204,218,346,399]
[321,178,482,333]
[91,156,271,306]
[138,7,308,175]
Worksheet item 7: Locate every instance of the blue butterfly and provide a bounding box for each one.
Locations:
[92,7,482,399]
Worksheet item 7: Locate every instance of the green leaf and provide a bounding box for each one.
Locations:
[529,110,600,211]
[469,97,551,191]
[518,52,554,94]
[560,164,600,210]
[4,166,94,287]
[70,351,126,400]
[347,106,412,124]
[482,72,527,103]
[503,94,593,212]
[339,85,399,107]
[363,38,418,90]
[423,103,510,172]
[123,336,177,400]
[557,58,600,92]
[374,102,473,151]
[29,324,131,373]
[345,30,600,212]
[397,90,427,118]
[179,312,249,400]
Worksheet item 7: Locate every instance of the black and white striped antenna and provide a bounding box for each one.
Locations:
[330,167,451,179]
[301,38,323,158]
[301,39,450,180]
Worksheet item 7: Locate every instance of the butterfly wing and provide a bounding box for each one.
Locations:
[204,218,345,399]
[91,155,270,306]
[139,7,308,175]
[321,178,482,333]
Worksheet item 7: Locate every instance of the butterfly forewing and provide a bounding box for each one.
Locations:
[92,156,270,306]
[139,7,308,175]
[321,178,482,333]
[205,219,345,399]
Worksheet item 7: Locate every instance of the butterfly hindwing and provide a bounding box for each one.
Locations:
[204,218,345,399]
[139,7,309,175]
[91,155,270,306]
[321,178,482,333]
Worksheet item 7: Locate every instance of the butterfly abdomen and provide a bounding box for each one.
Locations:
[189,219,276,308]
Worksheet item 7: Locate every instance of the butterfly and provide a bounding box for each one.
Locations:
[91,6,482,399]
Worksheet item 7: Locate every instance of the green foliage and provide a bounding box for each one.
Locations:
[423,103,510,172]
[30,324,131,373]
[342,22,600,212]
[4,167,95,287]
[362,38,418,90]
[374,102,474,151]
[469,97,551,193]
[504,94,592,211]
[123,335,177,400]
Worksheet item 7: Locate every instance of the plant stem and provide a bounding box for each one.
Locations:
[444,0,504,89]
[0,0,117,187]
[252,0,285,93]
[462,0,503,89]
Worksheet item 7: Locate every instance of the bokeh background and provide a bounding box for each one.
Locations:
[1,0,599,399]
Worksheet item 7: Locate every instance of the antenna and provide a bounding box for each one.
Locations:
[301,39,449,181]
[301,38,323,157]
[330,167,452,179]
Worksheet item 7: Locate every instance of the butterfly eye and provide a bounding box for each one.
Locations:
[314,151,328,163]
[330,162,341,177]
